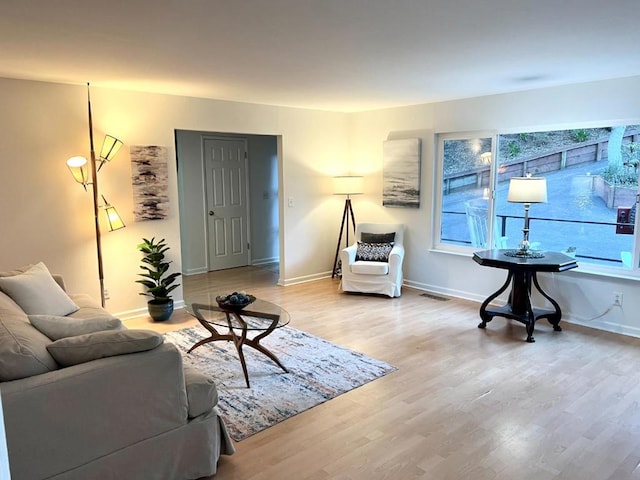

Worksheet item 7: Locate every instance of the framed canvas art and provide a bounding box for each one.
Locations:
[130,145,170,221]
[383,138,421,208]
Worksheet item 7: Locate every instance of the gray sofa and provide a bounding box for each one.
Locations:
[0,264,234,480]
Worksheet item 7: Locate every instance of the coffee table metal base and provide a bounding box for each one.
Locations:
[188,306,288,388]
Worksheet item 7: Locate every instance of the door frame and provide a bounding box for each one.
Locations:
[176,129,282,281]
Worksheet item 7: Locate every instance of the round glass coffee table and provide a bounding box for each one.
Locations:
[185,292,290,387]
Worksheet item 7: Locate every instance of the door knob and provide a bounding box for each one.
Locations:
[208,210,215,216]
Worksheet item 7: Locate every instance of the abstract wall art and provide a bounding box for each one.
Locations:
[130,145,170,221]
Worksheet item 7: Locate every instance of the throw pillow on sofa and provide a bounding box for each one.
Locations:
[47,329,164,367]
[0,262,79,316]
[28,315,124,341]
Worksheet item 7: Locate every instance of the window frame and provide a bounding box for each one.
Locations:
[432,125,640,277]
[433,130,497,254]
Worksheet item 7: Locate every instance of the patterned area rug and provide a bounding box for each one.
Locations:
[164,326,396,441]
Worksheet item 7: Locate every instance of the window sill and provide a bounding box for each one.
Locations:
[567,263,640,281]
[429,246,640,281]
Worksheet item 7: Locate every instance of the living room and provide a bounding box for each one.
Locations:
[3,77,640,335]
[2,1,640,478]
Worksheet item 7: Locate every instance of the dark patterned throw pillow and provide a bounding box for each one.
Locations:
[360,232,396,244]
[355,242,394,262]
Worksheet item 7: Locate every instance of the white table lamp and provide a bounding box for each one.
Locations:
[506,174,547,258]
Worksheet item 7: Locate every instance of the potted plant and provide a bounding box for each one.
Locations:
[136,237,181,322]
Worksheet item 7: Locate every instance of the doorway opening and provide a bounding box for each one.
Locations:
[175,130,281,295]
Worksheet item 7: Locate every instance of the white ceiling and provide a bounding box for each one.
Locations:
[2,0,640,112]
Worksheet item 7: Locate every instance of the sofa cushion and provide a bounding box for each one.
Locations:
[361,232,396,244]
[66,293,117,321]
[28,314,124,341]
[47,329,164,367]
[183,364,219,418]
[0,293,58,380]
[355,241,394,262]
[351,261,390,275]
[0,262,79,316]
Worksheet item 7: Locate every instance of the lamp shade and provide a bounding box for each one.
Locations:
[101,196,125,231]
[333,176,364,195]
[66,156,90,186]
[100,135,123,162]
[507,176,547,203]
[104,205,125,231]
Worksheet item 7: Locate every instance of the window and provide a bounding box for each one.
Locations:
[435,126,640,271]
[436,132,495,251]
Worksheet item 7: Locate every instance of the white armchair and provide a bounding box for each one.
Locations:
[339,223,405,298]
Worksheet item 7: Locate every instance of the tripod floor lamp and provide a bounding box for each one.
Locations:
[332,176,364,278]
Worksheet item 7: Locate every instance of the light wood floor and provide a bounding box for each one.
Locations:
[127,267,640,480]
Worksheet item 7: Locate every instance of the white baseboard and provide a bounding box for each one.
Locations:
[252,257,279,266]
[182,267,208,276]
[119,272,640,341]
[280,271,333,286]
[403,278,639,340]
[403,279,490,304]
[184,261,280,275]
[116,300,186,321]
[562,314,640,339]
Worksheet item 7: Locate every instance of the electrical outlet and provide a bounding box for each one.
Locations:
[613,292,623,306]
[104,288,110,301]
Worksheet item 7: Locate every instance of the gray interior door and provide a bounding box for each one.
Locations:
[204,137,249,270]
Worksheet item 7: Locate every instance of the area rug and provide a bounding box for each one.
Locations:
[164,326,396,441]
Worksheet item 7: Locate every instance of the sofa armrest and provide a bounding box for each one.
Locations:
[389,244,405,263]
[184,364,218,418]
[1,343,189,480]
[340,244,357,266]
[388,244,405,277]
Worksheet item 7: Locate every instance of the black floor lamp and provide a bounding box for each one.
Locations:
[331,175,364,278]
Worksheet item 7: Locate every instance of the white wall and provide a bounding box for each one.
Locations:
[349,76,640,337]
[247,135,279,265]
[0,77,349,317]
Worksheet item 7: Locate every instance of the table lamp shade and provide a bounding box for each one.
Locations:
[507,176,547,203]
[333,176,364,195]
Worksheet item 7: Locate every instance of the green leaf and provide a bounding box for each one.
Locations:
[136,237,180,300]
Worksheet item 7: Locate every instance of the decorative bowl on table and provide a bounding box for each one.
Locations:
[215,292,256,311]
